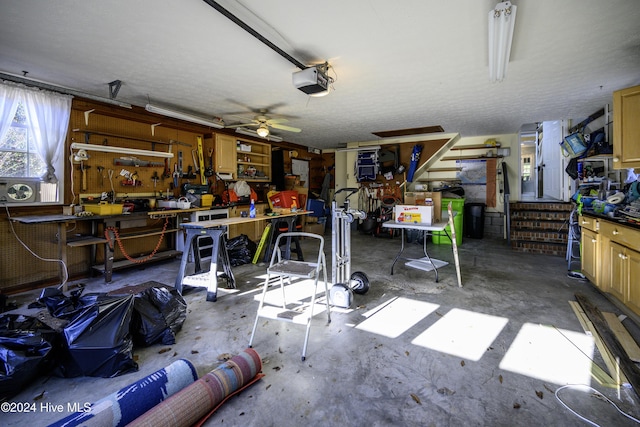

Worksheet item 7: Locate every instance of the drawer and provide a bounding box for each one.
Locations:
[599,221,640,250]
[579,215,598,232]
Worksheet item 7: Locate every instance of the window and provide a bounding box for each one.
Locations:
[0,82,72,205]
[0,103,47,178]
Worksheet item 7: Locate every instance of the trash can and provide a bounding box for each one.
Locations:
[464,202,485,239]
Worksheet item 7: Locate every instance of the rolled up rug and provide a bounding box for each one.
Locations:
[49,358,198,427]
[127,348,263,427]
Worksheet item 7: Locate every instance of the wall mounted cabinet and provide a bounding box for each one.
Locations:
[211,134,271,182]
[613,84,640,169]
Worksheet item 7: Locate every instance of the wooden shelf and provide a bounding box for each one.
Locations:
[450,144,501,150]
[67,236,107,247]
[441,155,503,161]
[426,167,462,172]
[92,250,182,274]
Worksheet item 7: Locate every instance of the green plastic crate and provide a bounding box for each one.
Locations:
[441,197,464,214]
[432,209,463,246]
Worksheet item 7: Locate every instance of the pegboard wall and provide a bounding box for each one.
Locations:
[68,107,208,202]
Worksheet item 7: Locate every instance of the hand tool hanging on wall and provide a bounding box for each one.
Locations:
[173,164,179,188]
[163,143,173,179]
[178,151,183,177]
[151,171,159,188]
[191,149,200,174]
[97,166,104,187]
[205,148,214,177]
[79,162,91,191]
[113,157,164,168]
[197,136,206,185]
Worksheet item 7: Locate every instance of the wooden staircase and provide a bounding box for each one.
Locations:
[509,201,573,256]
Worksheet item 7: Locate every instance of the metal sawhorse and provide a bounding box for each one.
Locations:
[174,224,235,302]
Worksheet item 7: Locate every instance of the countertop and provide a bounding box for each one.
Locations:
[582,209,640,230]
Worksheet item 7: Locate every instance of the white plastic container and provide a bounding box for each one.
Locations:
[176,197,191,209]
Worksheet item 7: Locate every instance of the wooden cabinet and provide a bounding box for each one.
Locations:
[580,214,601,287]
[236,139,271,182]
[581,227,600,286]
[597,220,640,315]
[626,249,640,315]
[211,133,272,183]
[214,134,237,176]
[605,241,627,303]
[613,84,640,169]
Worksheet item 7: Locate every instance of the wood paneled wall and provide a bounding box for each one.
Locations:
[1,98,325,294]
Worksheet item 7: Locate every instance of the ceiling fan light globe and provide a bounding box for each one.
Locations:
[256,125,270,137]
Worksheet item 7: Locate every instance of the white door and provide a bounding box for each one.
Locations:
[541,120,563,200]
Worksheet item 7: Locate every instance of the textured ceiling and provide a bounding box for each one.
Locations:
[1,0,639,149]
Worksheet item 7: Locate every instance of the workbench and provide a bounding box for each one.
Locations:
[382,219,459,283]
[175,211,310,302]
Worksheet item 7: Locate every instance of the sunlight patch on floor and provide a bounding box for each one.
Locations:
[355,297,439,338]
[499,323,595,385]
[411,308,508,361]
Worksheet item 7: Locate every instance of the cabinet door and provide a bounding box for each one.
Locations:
[215,134,237,175]
[606,241,627,303]
[613,85,640,169]
[625,248,640,315]
[581,228,599,287]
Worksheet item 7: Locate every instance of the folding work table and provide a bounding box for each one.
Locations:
[382,209,462,286]
[175,211,310,302]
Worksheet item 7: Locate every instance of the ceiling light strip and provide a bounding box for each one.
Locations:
[70,142,174,158]
[145,104,224,128]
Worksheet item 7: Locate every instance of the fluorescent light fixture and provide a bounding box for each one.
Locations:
[145,104,224,128]
[336,145,382,152]
[235,127,283,142]
[70,142,174,158]
[488,1,517,82]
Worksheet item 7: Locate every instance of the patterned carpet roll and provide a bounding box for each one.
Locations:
[49,359,198,427]
[127,348,262,427]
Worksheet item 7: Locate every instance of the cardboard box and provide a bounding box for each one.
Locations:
[394,205,433,225]
[404,191,441,222]
[304,222,325,235]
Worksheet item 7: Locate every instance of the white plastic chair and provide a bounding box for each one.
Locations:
[249,232,330,361]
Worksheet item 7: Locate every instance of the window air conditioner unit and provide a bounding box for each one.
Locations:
[0,178,41,203]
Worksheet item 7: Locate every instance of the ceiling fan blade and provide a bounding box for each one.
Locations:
[266,118,289,125]
[271,123,301,133]
[225,122,258,129]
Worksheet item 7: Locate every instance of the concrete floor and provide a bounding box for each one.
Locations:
[3,231,640,426]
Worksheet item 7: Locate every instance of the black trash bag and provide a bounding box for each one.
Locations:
[35,285,86,319]
[226,234,256,266]
[0,314,59,400]
[56,295,138,378]
[131,286,187,347]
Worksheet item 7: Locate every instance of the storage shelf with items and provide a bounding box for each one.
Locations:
[236,138,271,182]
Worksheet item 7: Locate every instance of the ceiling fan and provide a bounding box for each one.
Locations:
[224,112,301,138]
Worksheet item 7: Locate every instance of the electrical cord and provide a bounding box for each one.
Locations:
[555,384,640,426]
[4,205,69,289]
[69,153,76,205]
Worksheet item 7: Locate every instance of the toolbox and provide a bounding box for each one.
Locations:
[83,202,123,215]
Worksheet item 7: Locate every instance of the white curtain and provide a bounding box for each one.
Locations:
[22,86,73,183]
[0,82,22,145]
[1,80,72,184]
